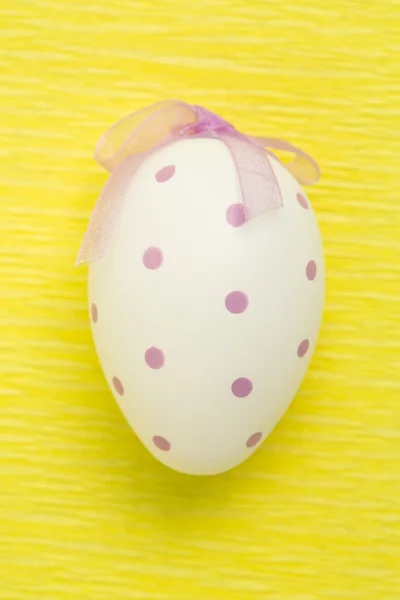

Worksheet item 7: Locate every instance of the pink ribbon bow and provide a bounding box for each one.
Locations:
[77,100,320,265]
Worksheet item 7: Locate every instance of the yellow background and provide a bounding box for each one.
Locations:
[1,0,399,598]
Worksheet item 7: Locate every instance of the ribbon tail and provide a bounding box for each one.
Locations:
[220,133,283,219]
[76,155,142,265]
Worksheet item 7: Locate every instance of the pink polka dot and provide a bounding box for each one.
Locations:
[155,165,175,182]
[143,247,163,270]
[225,291,248,314]
[153,435,171,451]
[231,377,253,398]
[145,347,165,369]
[297,192,309,210]
[91,303,98,323]
[246,432,262,448]
[297,339,310,358]
[226,203,245,227]
[112,377,124,396]
[306,260,317,280]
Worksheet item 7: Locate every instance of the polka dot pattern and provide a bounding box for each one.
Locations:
[153,435,171,451]
[112,376,124,396]
[306,260,317,280]
[226,203,245,227]
[297,339,310,358]
[225,291,248,314]
[143,246,163,270]
[232,377,253,398]
[91,303,98,323]
[104,183,317,453]
[155,165,175,182]
[145,347,165,369]
[297,192,309,210]
[246,432,262,448]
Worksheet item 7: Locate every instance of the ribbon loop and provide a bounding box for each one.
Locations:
[250,136,320,186]
[95,100,197,172]
[77,101,320,265]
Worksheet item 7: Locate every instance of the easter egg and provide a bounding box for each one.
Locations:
[87,134,324,475]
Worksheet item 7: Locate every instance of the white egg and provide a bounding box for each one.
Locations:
[88,136,324,475]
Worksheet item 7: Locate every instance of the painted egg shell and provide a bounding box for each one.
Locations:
[88,137,324,475]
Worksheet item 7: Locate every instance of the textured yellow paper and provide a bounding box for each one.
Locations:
[0,1,399,598]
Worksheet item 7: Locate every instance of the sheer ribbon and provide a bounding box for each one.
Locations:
[77,100,319,264]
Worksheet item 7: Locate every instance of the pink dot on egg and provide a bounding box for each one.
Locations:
[91,303,98,323]
[306,260,317,280]
[143,246,163,270]
[297,339,310,358]
[226,203,245,227]
[246,432,262,448]
[112,376,124,396]
[231,377,253,398]
[225,291,248,314]
[145,347,165,369]
[155,165,175,182]
[153,435,171,451]
[297,192,309,210]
